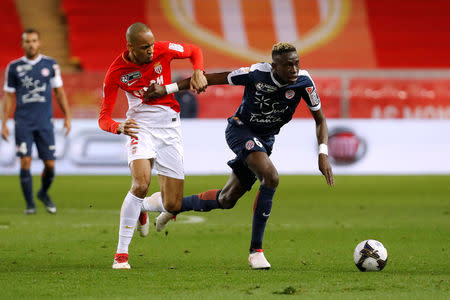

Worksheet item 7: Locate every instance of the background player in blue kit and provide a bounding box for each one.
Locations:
[145,42,334,269]
[1,29,71,214]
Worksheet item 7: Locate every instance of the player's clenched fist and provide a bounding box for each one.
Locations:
[190,69,207,94]
[117,118,140,139]
[144,83,166,101]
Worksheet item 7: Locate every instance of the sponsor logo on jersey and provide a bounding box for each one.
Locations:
[245,140,255,150]
[255,82,277,93]
[16,64,32,74]
[154,62,163,74]
[41,68,50,77]
[305,86,320,105]
[121,71,142,84]
[169,43,184,52]
[328,128,367,165]
[285,90,295,99]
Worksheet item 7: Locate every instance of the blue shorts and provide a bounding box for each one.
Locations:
[15,125,56,160]
[225,117,275,190]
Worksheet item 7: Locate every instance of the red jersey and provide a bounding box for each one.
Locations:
[99,41,204,134]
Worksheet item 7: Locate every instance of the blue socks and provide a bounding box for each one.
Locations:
[20,169,34,209]
[40,168,55,194]
[180,189,222,212]
[250,185,275,251]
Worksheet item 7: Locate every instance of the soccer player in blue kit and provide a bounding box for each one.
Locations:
[145,42,334,269]
[1,29,71,214]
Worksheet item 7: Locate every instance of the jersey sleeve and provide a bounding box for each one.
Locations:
[98,71,121,134]
[227,67,251,86]
[160,41,204,71]
[299,71,321,111]
[3,63,17,93]
[50,62,63,88]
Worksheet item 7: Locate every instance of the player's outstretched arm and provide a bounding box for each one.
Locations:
[144,72,231,100]
[311,108,334,186]
[1,92,15,141]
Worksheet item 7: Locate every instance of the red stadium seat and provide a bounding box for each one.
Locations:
[0,0,24,68]
[62,0,146,70]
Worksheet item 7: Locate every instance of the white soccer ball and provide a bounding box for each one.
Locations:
[353,239,388,271]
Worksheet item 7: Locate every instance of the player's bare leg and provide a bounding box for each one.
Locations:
[245,151,279,270]
[154,175,184,231]
[37,159,56,214]
[158,175,184,212]
[113,159,152,269]
[19,156,35,214]
[217,172,247,209]
[155,172,247,231]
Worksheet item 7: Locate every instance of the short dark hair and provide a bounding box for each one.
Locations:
[22,28,40,40]
[271,42,297,58]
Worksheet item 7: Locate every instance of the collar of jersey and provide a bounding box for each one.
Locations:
[270,70,288,88]
[21,54,43,66]
[121,50,145,67]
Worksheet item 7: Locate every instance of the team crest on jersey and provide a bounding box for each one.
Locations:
[245,140,255,150]
[154,62,163,74]
[121,71,142,84]
[41,68,50,77]
[306,86,320,105]
[285,90,295,99]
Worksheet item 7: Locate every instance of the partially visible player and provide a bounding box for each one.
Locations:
[99,22,207,269]
[1,28,71,214]
[145,42,334,269]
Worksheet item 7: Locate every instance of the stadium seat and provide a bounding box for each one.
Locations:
[61,0,146,70]
[0,0,24,68]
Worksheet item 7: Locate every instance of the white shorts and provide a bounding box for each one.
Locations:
[127,126,184,179]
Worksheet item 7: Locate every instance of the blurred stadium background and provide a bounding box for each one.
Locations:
[1,0,449,175]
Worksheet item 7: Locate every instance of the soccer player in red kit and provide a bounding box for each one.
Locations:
[99,22,207,269]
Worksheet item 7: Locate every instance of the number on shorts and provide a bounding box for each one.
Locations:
[19,142,27,155]
[253,137,263,147]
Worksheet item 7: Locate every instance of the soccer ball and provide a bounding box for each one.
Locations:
[353,239,388,271]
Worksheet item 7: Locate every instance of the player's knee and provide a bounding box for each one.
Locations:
[261,172,279,189]
[20,157,32,169]
[130,182,149,198]
[44,160,55,170]
[163,200,182,213]
[218,193,238,209]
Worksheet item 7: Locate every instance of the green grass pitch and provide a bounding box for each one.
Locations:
[0,175,449,299]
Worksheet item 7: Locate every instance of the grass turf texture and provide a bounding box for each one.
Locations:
[0,175,449,299]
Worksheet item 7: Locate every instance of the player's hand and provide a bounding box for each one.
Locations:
[190,69,207,94]
[117,118,139,139]
[1,125,9,141]
[319,154,334,186]
[144,83,167,101]
[64,117,71,136]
